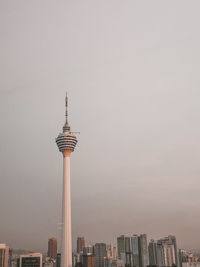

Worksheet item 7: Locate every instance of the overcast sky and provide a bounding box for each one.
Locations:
[1,0,200,252]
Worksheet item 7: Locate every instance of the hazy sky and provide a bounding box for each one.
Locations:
[1,0,200,252]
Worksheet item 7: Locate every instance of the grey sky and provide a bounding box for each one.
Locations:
[1,0,200,252]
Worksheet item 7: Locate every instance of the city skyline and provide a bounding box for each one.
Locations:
[1,0,200,252]
[2,233,200,267]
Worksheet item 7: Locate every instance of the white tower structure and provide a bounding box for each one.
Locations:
[56,93,78,267]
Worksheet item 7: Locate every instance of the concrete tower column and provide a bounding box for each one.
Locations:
[62,151,72,267]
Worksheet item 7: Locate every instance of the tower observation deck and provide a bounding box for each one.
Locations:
[56,94,78,153]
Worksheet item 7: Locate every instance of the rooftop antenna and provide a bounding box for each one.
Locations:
[63,92,71,132]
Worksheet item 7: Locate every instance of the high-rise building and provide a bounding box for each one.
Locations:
[107,245,117,260]
[48,238,57,259]
[131,236,139,267]
[83,254,95,267]
[117,259,125,267]
[148,240,158,266]
[125,237,132,267]
[77,238,85,253]
[138,234,148,267]
[163,244,175,267]
[156,243,165,267]
[104,258,118,267]
[105,245,117,267]
[19,253,42,267]
[94,243,106,267]
[0,244,9,267]
[43,258,55,267]
[117,234,149,267]
[157,236,178,267]
[178,250,183,267]
[8,248,12,267]
[74,252,83,267]
[83,247,94,256]
[117,236,125,260]
[168,236,178,267]
[56,253,61,267]
[56,93,78,267]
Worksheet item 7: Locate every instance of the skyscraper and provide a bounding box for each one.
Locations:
[83,254,95,267]
[163,244,175,267]
[0,244,9,267]
[83,247,94,256]
[148,240,158,266]
[117,236,125,260]
[125,237,132,267]
[94,243,107,267]
[178,250,183,267]
[56,93,78,267]
[117,234,149,267]
[77,238,85,253]
[48,238,57,259]
[131,236,139,267]
[157,236,178,267]
[156,243,165,267]
[57,254,61,267]
[138,234,148,267]
[107,245,117,260]
[168,236,178,267]
[19,253,42,267]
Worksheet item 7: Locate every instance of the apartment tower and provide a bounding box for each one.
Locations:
[48,238,57,259]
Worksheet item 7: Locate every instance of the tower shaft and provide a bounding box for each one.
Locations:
[62,152,72,267]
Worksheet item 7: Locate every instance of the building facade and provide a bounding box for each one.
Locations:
[0,244,9,267]
[125,238,132,267]
[138,234,148,267]
[19,253,42,267]
[83,254,95,267]
[117,234,148,267]
[56,254,61,267]
[131,236,139,267]
[117,236,125,260]
[77,238,85,254]
[148,240,158,266]
[157,235,178,267]
[83,247,94,256]
[48,238,57,259]
[94,243,106,267]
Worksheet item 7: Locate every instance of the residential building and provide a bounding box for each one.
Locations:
[0,244,9,267]
[83,247,93,256]
[83,254,95,267]
[107,245,117,260]
[148,240,157,266]
[139,234,148,267]
[131,236,139,267]
[56,253,61,267]
[125,237,132,267]
[77,238,86,254]
[157,235,178,267]
[94,243,106,267]
[48,238,57,259]
[117,236,125,260]
[19,253,42,267]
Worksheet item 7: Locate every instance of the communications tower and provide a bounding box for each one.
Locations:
[56,93,78,267]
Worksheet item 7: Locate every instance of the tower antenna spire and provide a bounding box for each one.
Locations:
[63,92,70,132]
